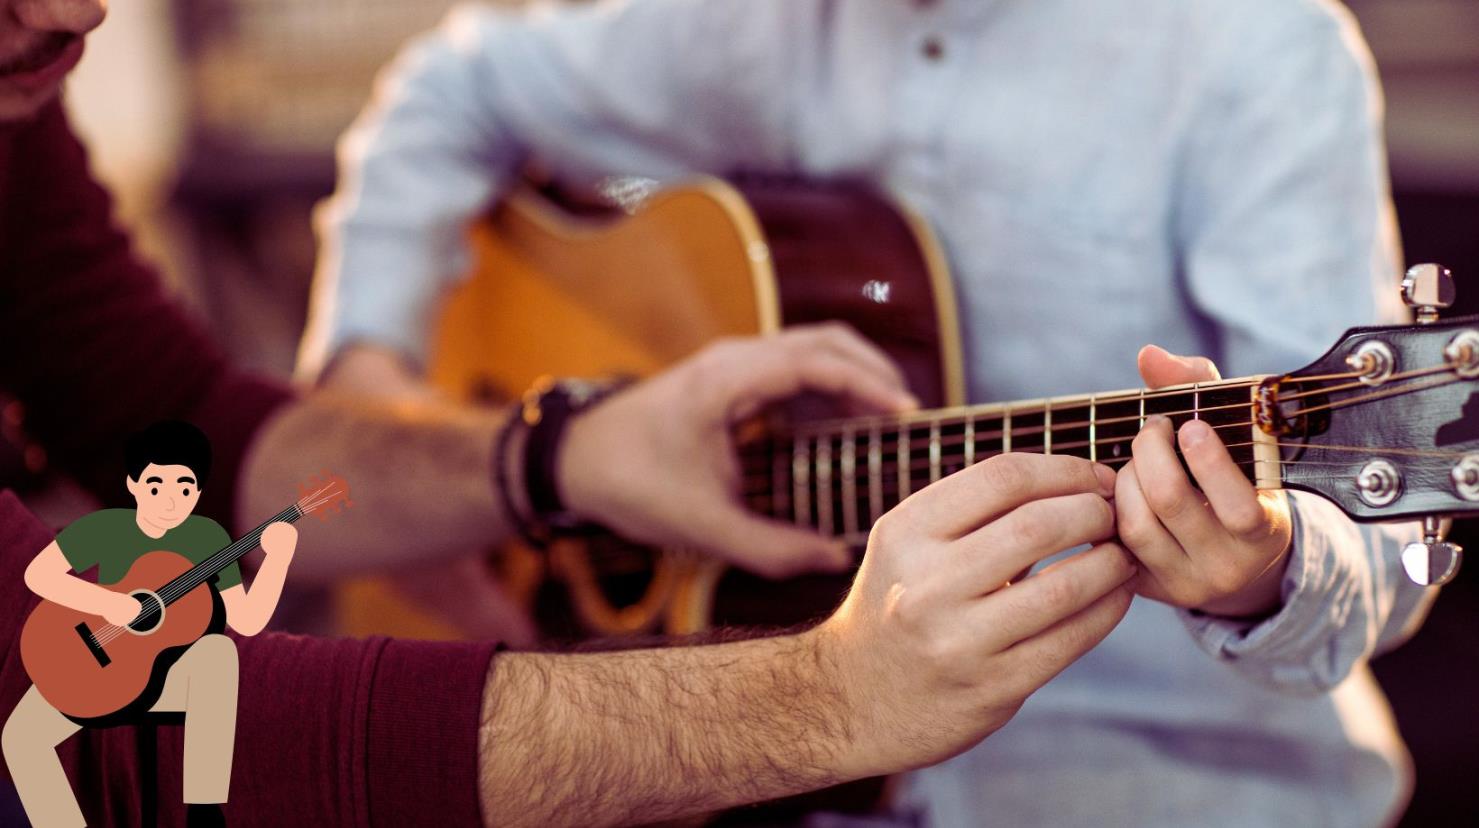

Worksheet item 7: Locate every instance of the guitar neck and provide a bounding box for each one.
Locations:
[156,505,303,606]
[742,375,1278,545]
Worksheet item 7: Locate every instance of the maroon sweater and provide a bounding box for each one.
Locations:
[0,103,496,825]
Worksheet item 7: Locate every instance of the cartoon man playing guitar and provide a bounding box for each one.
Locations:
[3,421,298,828]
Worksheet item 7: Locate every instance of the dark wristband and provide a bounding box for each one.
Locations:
[494,376,626,547]
[522,381,581,525]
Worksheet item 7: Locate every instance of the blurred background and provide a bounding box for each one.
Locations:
[1,1,1476,824]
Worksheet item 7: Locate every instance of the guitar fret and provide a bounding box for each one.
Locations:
[766,375,1276,525]
[929,419,942,483]
[792,435,810,527]
[841,427,858,538]
[868,424,883,523]
[1088,395,1097,462]
[897,422,910,500]
[772,439,788,521]
[816,436,833,536]
[964,414,976,465]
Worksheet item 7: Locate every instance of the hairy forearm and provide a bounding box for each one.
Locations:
[239,394,514,583]
[478,630,857,827]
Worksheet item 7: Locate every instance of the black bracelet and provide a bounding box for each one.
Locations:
[492,405,548,548]
[523,383,578,526]
[493,376,627,548]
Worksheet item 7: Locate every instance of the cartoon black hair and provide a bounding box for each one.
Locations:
[124,421,212,487]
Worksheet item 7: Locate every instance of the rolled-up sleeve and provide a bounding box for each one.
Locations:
[1181,493,1434,694]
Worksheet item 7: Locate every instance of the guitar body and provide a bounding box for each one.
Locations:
[335,176,965,639]
[20,551,218,721]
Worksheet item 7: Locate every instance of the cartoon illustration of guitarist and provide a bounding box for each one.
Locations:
[2,421,310,828]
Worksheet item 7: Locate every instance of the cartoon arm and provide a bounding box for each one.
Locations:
[24,542,142,626]
[218,522,297,636]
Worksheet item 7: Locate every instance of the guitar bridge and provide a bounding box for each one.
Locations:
[74,622,110,668]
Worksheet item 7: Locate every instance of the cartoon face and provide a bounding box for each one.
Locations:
[0,1,107,122]
[125,462,201,531]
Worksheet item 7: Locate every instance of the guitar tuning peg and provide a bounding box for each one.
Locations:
[1401,263,1455,325]
[1401,515,1463,586]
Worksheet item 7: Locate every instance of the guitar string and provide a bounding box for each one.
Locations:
[93,496,335,646]
[791,380,1262,436]
[757,413,1260,463]
[161,481,347,601]
[773,366,1468,454]
[149,485,341,609]
[781,353,1462,434]
[739,419,1270,490]
[97,492,341,644]
[741,435,1475,498]
[736,365,1467,514]
[156,505,299,603]
[785,365,1378,437]
[741,369,1471,483]
[1272,363,1456,404]
[743,448,1470,532]
[95,511,295,646]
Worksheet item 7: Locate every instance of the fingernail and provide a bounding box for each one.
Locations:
[899,392,921,411]
[1093,463,1116,495]
[1179,419,1213,447]
[1143,414,1169,430]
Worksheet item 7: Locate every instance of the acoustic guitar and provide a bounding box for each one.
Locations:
[339,177,1479,641]
[20,474,351,722]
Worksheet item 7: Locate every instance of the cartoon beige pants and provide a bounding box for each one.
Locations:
[2,634,238,828]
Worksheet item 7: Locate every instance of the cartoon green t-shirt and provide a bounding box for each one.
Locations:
[55,509,242,590]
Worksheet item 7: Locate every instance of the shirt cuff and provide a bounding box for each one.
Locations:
[366,637,499,826]
[1178,492,1360,692]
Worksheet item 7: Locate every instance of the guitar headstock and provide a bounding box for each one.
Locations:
[297,471,352,521]
[1261,265,1477,584]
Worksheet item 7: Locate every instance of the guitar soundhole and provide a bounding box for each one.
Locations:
[538,538,666,642]
[125,590,165,635]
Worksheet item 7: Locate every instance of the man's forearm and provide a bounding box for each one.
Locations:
[23,544,123,617]
[478,630,859,827]
[239,394,515,584]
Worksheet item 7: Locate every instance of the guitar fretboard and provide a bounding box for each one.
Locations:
[152,505,303,609]
[741,377,1273,546]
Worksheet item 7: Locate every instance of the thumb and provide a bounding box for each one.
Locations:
[700,508,854,579]
[1136,344,1221,390]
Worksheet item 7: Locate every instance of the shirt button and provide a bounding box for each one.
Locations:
[921,36,945,61]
